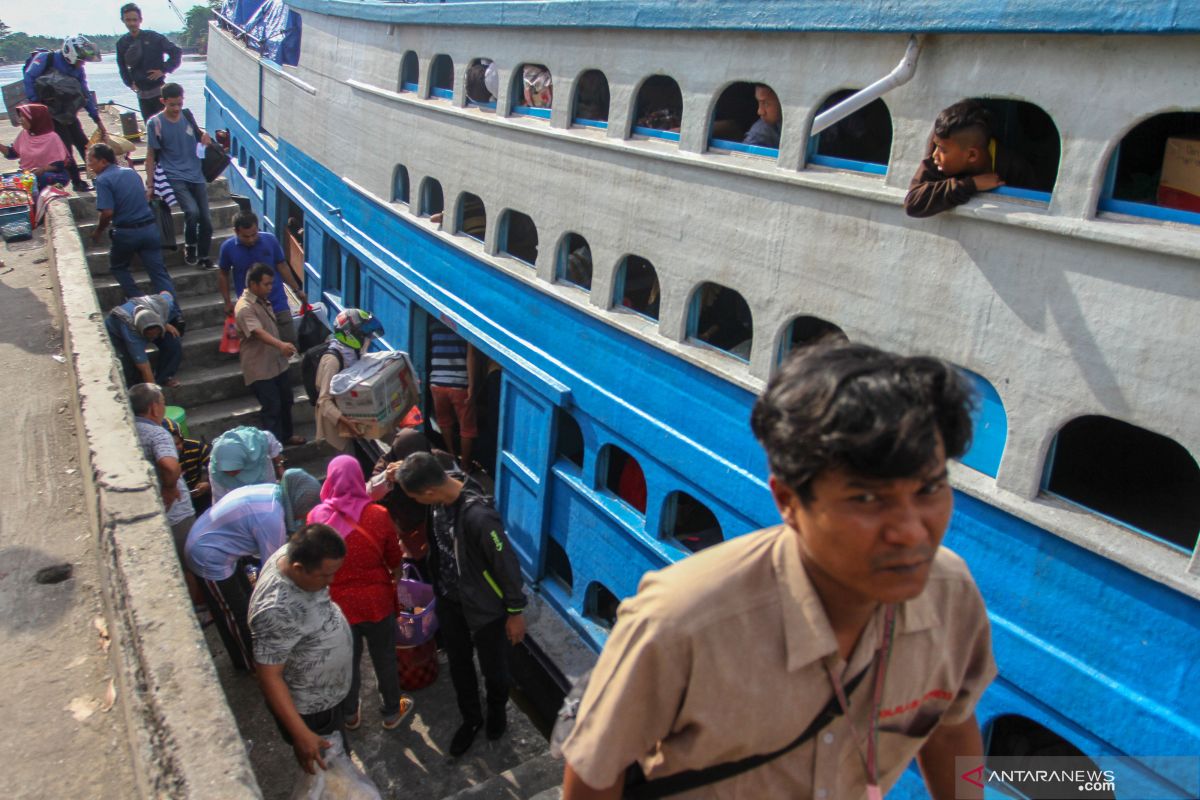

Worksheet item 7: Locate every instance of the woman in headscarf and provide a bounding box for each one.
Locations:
[368,428,434,562]
[1,104,70,189]
[308,455,413,730]
[208,427,284,503]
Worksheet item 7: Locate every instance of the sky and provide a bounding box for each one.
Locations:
[4,0,192,37]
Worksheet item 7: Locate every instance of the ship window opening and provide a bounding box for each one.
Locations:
[344,254,361,308]
[429,54,453,100]
[247,157,257,180]
[557,233,593,290]
[779,315,848,363]
[391,165,410,204]
[499,210,538,265]
[986,716,1111,799]
[465,58,497,109]
[456,193,486,242]
[689,282,753,361]
[807,89,891,174]
[322,235,342,297]
[281,202,306,290]
[399,50,419,93]
[545,537,573,592]
[602,444,647,514]
[632,75,682,143]
[613,255,660,321]
[663,491,723,554]
[968,99,1060,198]
[1099,111,1200,225]
[419,178,444,217]
[512,63,553,119]
[709,81,782,159]
[555,408,584,468]
[956,368,1007,478]
[572,69,610,128]
[1045,416,1200,552]
[585,581,620,629]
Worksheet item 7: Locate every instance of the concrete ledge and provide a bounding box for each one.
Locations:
[47,200,261,799]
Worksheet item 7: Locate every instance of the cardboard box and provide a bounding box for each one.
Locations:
[1157,136,1200,213]
[333,352,419,440]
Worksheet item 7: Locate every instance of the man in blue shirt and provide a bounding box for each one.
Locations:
[24,35,107,191]
[105,290,185,388]
[219,210,308,343]
[87,143,177,300]
[145,83,213,267]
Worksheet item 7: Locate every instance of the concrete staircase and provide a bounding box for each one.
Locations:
[69,178,332,478]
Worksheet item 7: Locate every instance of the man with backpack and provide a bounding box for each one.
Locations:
[145,83,213,267]
[23,35,106,192]
[559,343,994,799]
[397,451,527,757]
[117,3,183,123]
[307,308,383,454]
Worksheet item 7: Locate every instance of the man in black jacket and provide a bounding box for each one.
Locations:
[117,3,183,122]
[397,452,527,757]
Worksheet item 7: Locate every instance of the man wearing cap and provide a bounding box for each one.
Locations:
[186,469,323,672]
[106,290,185,388]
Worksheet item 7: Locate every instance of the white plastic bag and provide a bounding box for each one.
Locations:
[329,351,408,397]
[287,731,382,800]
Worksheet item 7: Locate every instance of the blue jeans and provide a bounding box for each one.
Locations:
[167,179,213,258]
[250,369,294,442]
[110,224,176,299]
[105,315,183,385]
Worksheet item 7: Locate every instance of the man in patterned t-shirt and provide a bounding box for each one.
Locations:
[248,524,352,774]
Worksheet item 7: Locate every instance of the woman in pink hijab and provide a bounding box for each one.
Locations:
[308,455,413,730]
[1,104,70,189]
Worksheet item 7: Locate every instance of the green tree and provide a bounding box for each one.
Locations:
[180,2,221,53]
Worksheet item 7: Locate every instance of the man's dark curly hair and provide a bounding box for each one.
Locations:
[750,343,976,503]
[933,99,992,148]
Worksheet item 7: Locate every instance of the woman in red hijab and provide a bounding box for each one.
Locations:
[1,105,70,189]
[308,455,414,730]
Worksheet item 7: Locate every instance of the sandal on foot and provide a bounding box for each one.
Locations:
[345,703,362,730]
[382,695,414,730]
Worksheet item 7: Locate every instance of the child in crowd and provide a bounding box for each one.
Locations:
[904,99,1035,218]
[163,418,213,514]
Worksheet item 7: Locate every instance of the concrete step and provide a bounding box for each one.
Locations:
[68,177,234,220]
[185,383,314,443]
[439,751,561,800]
[94,265,222,312]
[86,229,235,275]
[528,790,561,800]
[163,357,302,408]
[177,292,236,331]
[75,198,241,238]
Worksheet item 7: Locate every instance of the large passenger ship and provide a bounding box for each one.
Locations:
[209,2,1199,795]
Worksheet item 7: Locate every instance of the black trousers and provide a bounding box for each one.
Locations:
[342,613,403,717]
[53,117,89,184]
[438,596,510,726]
[271,701,346,746]
[250,370,295,443]
[138,94,162,123]
[199,568,254,671]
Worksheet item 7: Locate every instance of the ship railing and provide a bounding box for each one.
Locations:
[214,9,263,51]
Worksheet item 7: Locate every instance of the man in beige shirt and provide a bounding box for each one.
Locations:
[234,263,304,447]
[561,343,996,800]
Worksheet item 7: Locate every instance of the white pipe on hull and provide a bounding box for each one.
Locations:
[810,35,923,136]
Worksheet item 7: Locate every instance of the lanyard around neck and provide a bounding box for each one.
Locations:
[822,603,897,797]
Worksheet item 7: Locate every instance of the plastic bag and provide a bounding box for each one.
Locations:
[329,351,408,397]
[296,304,328,353]
[287,731,382,800]
[219,314,240,354]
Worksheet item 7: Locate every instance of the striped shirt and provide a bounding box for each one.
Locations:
[179,437,211,492]
[184,484,288,581]
[429,322,469,388]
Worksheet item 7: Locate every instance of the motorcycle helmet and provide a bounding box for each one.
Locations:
[62,35,101,65]
[333,308,384,351]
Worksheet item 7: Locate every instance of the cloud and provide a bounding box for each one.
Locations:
[5,0,185,37]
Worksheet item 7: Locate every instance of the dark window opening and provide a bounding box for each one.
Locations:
[603,445,647,513]
[279,196,305,281]
[710,81,781,154]
[555,408,584,468]
[429,54,453,98]
[969,98,1061,193]
[1106,111,1200,214]
[419,179,444,217]
[633,75,682,138]
[691,282,753,359]
[615,256,660,320]
[545,537,573,592]
[501,210,538,265]
[247,157,257,179]
[513,63,553,115]
[466,58,497,105]
[392,165,410,204]
[558,233,593,290]
[586,581,620,629]
[1046,416,1199,551]
[782,315,848,360]
[323,235,342,294]
[986,716,1113,799]
[573,69,610,125]
[344,254,361,308]
[664,492,723,553]
[810,89,892,169]
[399,50,418,92]
[457,193,486,241]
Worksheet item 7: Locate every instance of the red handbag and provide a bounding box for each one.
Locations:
[218,314,240,354]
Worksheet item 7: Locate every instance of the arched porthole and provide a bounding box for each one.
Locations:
[399,50,418,92]
[419,178,444,217]
[1045,415,1199,551]
[971,98,1060,194]
[986,716,1113,800]
[457,192,486,242]
[557,233,593,290]
[555,407,584,468]
[585,581,620,629]
[545,537,573,592]
[512,63,552,119]
[499,210,538,265]
[392,165,410,204]
[1099,110,1200,224]
[689,282,753,361]
[631,75,682,143]
[808,88,892,174]
[429,54,453,99]
[465,58,497,108]
[601,444,646,514]
[779,315,848,363]
[710,81,782,157]
[613,255,660,321]
[573,69,610,128]
[663,491,723,554]
[957,368,1007,479]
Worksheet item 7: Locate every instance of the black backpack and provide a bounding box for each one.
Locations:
[301,343,343,406]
